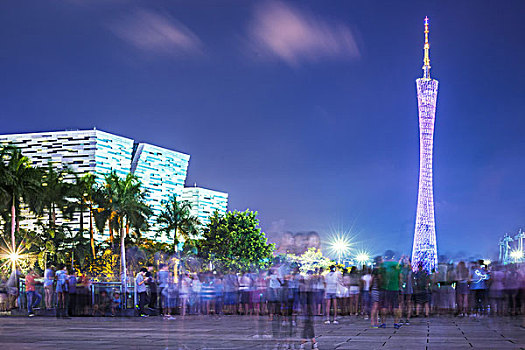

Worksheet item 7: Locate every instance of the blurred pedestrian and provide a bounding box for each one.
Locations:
[136,267,148,317]
[68,271,77,316]
[6,267,21,310]
[43,265,55,310]
[470,260,488,316]
[379,250,402,329]
[414,262,430,317]
[324,265,342,324]
[456,261,469,316]
[400,257,413,324]
[299,270,318,350]
[55,265,69,318]
[25,269,42,317]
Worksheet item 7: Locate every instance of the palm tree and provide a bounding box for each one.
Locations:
[94,171,152,290]
[156,195,200,253]
[73,173,98,258]
[92,173,119,248]
[0,146,41,258]
[116,173,152,289]
[39,164,75,231]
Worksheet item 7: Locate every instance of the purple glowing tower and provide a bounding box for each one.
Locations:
[412,17,438,273]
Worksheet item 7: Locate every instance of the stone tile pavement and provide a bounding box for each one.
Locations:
[0,315,523,349]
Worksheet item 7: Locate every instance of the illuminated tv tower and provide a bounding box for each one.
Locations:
[411,17,439,273]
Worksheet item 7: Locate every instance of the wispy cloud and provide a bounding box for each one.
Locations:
[109,8,202,58]
[247,1,360,67]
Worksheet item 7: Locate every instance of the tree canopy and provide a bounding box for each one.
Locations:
[195,210,274,272]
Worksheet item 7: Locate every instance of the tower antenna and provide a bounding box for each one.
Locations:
[423,16,431,79]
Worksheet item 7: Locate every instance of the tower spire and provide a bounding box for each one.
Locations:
[422,16,431,79]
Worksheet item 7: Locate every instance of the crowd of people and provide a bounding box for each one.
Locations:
[1,253,525,328]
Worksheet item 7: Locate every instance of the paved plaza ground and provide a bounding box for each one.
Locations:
[0,315,523,350]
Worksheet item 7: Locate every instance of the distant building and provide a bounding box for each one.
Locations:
[412,17,439,273]
[0,129,227,243]
[131,143,190,238]
[0,129,134,236]
[0,129,134,181]
[181,186,228,227]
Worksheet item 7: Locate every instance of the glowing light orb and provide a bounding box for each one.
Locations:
[0,238,33,271]
[8,252,20,263]
[327,234,352,263]
[355,251,371,266]
[510,250,524,262]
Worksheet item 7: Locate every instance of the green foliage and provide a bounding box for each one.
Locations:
[84,248,120,282]
[156,195,200,252]
[0,146,42,245]
[94,171,152,239]
[195,210,274,272]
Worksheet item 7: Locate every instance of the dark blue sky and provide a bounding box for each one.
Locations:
[1,1,524,258]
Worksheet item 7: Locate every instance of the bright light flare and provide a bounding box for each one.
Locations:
[510,250,524,261]
[327,233,353,263]
[8,252,20,263]
[0,238,33,271]
[355,251,371,266]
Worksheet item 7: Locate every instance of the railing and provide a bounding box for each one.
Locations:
[15,279,137,312]
[90,282,136,310]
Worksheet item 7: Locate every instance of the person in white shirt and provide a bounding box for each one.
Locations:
[360,268,373,319]
[324,265,342,324]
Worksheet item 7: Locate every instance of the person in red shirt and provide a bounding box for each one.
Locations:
[25,269,42,316]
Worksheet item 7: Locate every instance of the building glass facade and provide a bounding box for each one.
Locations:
[181,186,228,227]
[0,129,227,243]
[131,143,190,238]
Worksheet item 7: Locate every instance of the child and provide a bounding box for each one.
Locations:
[111,291,121,316]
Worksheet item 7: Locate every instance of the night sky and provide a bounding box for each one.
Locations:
[1,1,524,259]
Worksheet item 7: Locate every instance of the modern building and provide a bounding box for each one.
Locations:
[131,143,190,238]
[0,129,228,242]
[0,129,134,236]
[0,129,134,181]
[411,17,439,273]
[181,186,228,227]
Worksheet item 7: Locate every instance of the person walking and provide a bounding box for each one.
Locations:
[470,260,488,317]
[324,265,342,324]
[55,265,69,318]
[414,263,430,317]
[157,264,169,314]
[68,271,77,317]
[379,251,402,329]
[299,270,318,350]
[146,263,158,311]
[456,261,470,316]
[6,268,21,310]
[370,258,382,328]
[360,267,372,320]
[25,269,42,317]
[43,265,55,310]
[400,258,413,324]
[136,268,148,317]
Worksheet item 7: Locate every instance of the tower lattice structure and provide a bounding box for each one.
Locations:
[412,17,439,272]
